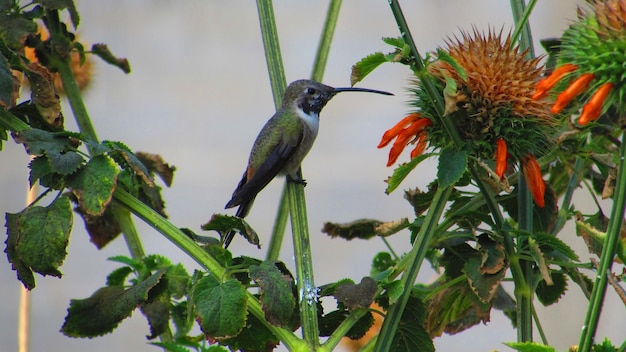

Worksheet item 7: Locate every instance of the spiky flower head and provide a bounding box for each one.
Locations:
[534,0,626,125]
[379,29,554,206]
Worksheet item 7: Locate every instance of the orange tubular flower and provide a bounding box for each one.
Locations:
[378,113,432,166]
[494,138,508,179]
[578,82,614,125]
[551,73,595,114]
[521,155,546,208]
[533,63,578,100]
[377,113,421,148]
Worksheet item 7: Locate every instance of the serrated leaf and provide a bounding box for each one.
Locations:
[321,219,382,240]
[13,129,83,174]
[190,276,247,339]
[536,272,567,306]
[202,214,259,248]
[92,43,131,73]
[437,147,467,188]
[425,279,490,337]
[385,153,432,194]
[166,263,190,299]
[532,232,579,261]
[28,155,51,187]
[68,155,119,216]
[504,341,557,352]
[104,141,154,187]
[24,63,63,128]
[106,266,134,287]
[4,212,36,289]
[391,295,434,352]
[250,261,295,327]
[382,36,406,48]
[351,52,388,86]
[15,196,72,277]
[61,269,165,337]
[141,299,169,339]
[334,277,378,310]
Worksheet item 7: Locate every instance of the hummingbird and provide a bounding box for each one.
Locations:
[223,79,393,247]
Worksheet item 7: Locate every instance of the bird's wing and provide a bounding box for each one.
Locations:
[225,135,300,209]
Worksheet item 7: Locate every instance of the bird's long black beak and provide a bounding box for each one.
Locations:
[333,87,394,96]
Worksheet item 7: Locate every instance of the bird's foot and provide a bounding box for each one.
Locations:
[287,175,307,187]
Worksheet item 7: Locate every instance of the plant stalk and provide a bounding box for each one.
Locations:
[374,185,453,352]
[578,130,626,351]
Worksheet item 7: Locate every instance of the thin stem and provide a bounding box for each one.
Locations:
[374,186,453,352]
[510,0,538,342]
[256,0,287,105]
[110,203,145,259]
[287,179,319,349]
[310,0,342,82]
[322,307,369,351]
[265,183,289,261]
[578,130,626,351]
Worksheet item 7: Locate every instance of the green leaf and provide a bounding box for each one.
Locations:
[351,52,388,86]
[220,313,279,352]
[166,263,190,299]
[436,48,467,81]
[0,13,38,50]
[390,295,434,352]
[371,252,396,276]
[106,266,134,286]
[14,129,84,175]
[28,155,52,187]
[68,155,119,216]
[190,276,247,339]
[91,43,131,73]
[536,272,567,306]
[333,277,378,310]
[0,52,19,108]
[103,140,154,187]
[382,36,406,49]
[504,341,557,352]
[35,0,80,27]
[61,270,165,337]
[15,196,72,277]
[202,214,259,248]
[73,203,121,249]
[321,219,382,240]
[4,212,36,289]
[531,232,579,261]
[464,235,507,303]
[437,147,467,189]
[385,153,432,194]
[425,279,490,337]
[250,261,295,327]
[383,280,404,306]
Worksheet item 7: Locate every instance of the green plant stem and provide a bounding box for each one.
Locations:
[510,0,537,58]
[374,185,453,352]
[266,183,289,261]
[110,203,145,258]
[510,0,538,342]
[578,130,626,351]
[0,109,29,131]
[310,0,342,82]
[113,188,303,350]
[287,180,319,350]
[551,156,585,235]
[256,0,287,104]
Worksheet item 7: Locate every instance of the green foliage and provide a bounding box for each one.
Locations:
[61,270,166,337]
[250,261,296,327]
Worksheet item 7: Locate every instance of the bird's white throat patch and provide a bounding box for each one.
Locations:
[296,108,319,136]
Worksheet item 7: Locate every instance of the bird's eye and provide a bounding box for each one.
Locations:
[305,87,316,95]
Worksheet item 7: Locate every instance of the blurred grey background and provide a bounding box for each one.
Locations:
[2,1,623,351]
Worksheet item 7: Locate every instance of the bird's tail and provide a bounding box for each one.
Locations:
[223,198,254,248]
